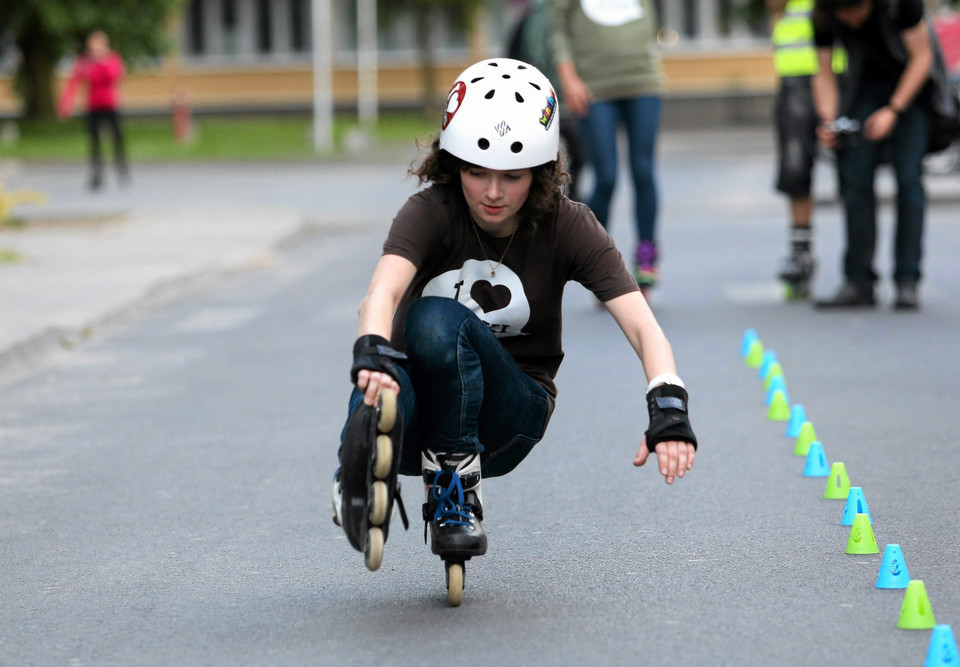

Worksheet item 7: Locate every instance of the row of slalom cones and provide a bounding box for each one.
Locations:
[741,328,957,665]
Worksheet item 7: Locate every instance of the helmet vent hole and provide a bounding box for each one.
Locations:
[478,138,490,150]
[518,65,528,69]
[510,142,523,154]
[502,74,511,79]
[484,89,495,100]
[471,77,484,83]
[515,92,524,103]
[528,82,541,91]
[488,62,499,67]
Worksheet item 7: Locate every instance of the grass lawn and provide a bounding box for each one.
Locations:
[0,112,437,162]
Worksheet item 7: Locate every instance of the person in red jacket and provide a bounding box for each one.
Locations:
[58,30,128,190]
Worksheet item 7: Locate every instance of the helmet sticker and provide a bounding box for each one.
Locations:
[495,121,511,137]
[442,81,467,130]
[539,91,557,130]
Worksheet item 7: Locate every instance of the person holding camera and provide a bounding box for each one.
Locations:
[811,0,933,310]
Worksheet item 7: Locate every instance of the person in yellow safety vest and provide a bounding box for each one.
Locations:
[769,0,820,299]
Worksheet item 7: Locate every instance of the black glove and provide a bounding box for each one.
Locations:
[350,334,407,385]
[644,383,698,453]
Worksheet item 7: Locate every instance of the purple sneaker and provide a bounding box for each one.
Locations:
[634,240,658,289]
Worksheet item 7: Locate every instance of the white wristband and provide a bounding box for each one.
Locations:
[646,373,685,395]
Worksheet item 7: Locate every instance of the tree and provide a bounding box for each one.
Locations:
[0,0,184,119]
[378,0,488,118]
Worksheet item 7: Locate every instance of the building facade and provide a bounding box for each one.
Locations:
[0,0,776,116]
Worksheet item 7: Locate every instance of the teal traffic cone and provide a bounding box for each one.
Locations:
[876,544,910,589]
[924,625,959,667]
[786,404,807,438]
[802,442,830,477]
[763,362,784,390]
[841,487,872,525]
[759,350,777,379]
[740,328,758,357]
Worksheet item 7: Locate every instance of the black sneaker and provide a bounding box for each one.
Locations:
[894,283,919,311]
[814,283,876,309]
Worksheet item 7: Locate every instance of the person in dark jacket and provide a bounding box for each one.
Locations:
[811,0,933,310]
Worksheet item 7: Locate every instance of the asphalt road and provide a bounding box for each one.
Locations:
[2,129,959,665]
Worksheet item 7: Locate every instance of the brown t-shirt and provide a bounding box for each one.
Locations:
[383,184,638,401]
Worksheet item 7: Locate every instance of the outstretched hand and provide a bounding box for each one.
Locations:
[355,369,400,406]
[634,438,696,485]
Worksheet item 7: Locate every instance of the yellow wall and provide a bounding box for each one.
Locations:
[0,50,776,116]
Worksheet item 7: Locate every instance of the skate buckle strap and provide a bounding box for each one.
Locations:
[395,482,410,531]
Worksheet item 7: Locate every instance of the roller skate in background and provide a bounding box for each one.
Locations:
[634,240,658,297]
[777,248,815,300]
[333,388,408,571]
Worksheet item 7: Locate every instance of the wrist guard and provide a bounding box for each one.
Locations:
[350,334,407,385]
[645,383,698,453]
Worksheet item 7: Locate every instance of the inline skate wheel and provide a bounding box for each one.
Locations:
[378,388,397,433]
[368,481,389,526]
[446,563,464,607]
[373,434,392,480]
[365,527,384,571]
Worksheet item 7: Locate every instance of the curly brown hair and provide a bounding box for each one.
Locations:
[409,135,569,228]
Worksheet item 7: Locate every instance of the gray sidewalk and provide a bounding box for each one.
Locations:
[0,156,416,381]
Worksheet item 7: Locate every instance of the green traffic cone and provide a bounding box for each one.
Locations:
[845,513,878,554]
[898,580,937,630]
[793,421,817,456]
[745,339,764,369]
[824,462,851,499]
[767,389,790,421]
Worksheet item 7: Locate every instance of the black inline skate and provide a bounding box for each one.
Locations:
[333,388,408,570]
[422,450,487,606]
[778,249,815,300]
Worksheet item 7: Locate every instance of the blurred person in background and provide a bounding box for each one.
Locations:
[811,0,933,310]
[58,30,129,191]
[769,0,821,300]
[506,0,587,201]
[551,0,664,294]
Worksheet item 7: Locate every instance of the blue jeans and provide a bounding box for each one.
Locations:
[579,96,662,242]
[341,297,550,478]
[836,81,927,287]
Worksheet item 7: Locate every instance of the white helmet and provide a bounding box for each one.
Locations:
[439,58,559,170]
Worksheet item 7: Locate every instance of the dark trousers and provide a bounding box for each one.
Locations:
[341,298,550,479]
[87,109,128,186]
[836,80,928,287]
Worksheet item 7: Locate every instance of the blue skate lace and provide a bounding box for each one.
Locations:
[430,471,474,527]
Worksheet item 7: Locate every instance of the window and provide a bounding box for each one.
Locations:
[187,0,205,55]
[290,0,309,52]
[257,0,272,52]
[222,0,238,54]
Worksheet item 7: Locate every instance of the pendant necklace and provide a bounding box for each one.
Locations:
[471,220,519,278]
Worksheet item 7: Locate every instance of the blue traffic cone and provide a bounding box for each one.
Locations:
[925,625,959,667]
[786,404,807,438]
[802,441,830,477]
[759,350,778,379]
[876,544,911,589]
[740,328,758,357]
[841,487,872,525]
[766,375,790,406]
